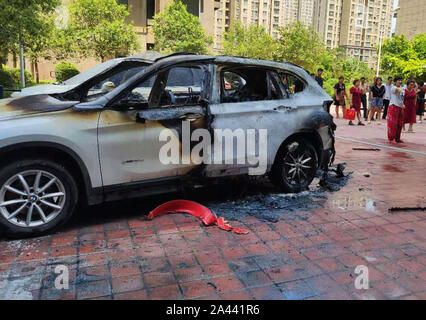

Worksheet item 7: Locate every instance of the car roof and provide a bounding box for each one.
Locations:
[151,52,307,73]
[126,51,164,62]
[101,52,329,103]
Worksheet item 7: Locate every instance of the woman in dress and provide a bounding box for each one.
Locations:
[403,80,417,133]
[349,79,365,126]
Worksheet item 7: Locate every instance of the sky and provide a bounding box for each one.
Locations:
[391,0,399,34]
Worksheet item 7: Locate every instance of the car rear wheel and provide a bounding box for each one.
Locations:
[270,138,318,193]
[0,159,78,238]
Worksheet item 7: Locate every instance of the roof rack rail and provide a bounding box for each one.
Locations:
[154,52,196,62]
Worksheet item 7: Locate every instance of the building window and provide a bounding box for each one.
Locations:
[147,0,155,19]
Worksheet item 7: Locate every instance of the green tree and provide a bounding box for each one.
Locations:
[222,22,278,60]
[152,0,212,54]
[274,21,326,71]
[0,0,59,70]
[380,34,426,80]
[64,0,140,61]
[320,48,373,96]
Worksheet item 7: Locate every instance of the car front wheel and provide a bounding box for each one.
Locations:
[270,138,318,193]
[0,158,78,238]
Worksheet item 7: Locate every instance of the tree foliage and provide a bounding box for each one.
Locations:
[380,34,426,81]
[274,21,326,71]
[152,0,212,54]
[0,0,59,65]
[222,22,277,60]
[55,61,80,82]
[62,0,139,61]
[221,21,374,96]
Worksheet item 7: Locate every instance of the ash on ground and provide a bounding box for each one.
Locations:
[185,165,351,223]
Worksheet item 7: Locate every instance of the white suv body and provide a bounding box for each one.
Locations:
[0,54,335,237]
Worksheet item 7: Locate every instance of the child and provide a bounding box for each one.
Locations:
[349,79,365,126]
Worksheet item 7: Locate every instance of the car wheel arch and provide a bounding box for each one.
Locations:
[272,131,323,171]
[0,142,101,206]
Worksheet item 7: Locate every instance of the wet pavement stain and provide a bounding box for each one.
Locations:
[382,164,405,173]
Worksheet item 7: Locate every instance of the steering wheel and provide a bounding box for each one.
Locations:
[162,89,176,106]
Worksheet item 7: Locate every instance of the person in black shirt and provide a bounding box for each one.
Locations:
[360,77,368,120]
[416,81,425,123]
[368,77,386,124]
[315,68,324,88]
[334,76,348,119]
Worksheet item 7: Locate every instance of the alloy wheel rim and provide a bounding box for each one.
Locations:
[283,149,313,185]
[0,170,66,228]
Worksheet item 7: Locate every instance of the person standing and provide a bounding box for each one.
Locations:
[349,79,365,126]
[387,77,405,143]
[416,81,425,123]
[403,80,417,133]
[315,68,324,88]
[382,76,392,119]
[360,77,368,120]
[334,76,348,119]
[368,77,386,124]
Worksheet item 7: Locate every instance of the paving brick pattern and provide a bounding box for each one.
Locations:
[0,118,425,300]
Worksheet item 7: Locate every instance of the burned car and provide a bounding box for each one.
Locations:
[11,51,163,100]
[0,53,335,237]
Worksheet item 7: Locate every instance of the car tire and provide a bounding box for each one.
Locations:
[270,138,318,193]
[0,158,78,238]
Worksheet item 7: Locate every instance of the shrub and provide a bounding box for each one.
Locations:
[0,64,16,88]
[9,68,34,87]
[55,62,80,83]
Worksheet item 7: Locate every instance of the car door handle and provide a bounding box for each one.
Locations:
[276,105,293,111]
[178,113,204,121]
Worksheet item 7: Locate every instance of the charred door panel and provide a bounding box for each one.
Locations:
[97,109,181,186]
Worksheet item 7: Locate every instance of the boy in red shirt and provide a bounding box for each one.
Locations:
[349,79,365,126]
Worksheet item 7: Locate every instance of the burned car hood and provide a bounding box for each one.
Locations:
[10,84,77,98]
[0,95,78,120]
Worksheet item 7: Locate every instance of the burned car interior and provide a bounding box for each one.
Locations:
[116,64,208,110]
[221,66,283,103]
[279,71,307,97]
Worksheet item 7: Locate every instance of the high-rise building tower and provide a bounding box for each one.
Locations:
[395,0,426,39]
[313,0,393,68]
[213,0,315,53]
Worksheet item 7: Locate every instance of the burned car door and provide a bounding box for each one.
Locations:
[97,64,209,188]
[204,65,288,177]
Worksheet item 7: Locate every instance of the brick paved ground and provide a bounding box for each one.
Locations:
[0,116,425,300]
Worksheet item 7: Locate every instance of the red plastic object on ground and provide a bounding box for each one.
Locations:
[148,200,249,235]
[345,109,356,120]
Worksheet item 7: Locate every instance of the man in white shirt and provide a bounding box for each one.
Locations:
[382,77,392,119]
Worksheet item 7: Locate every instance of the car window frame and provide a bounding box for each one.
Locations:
[61,60,150,102]
[277,70,308,98]
[219,65,283,103]
[110,62,210,111]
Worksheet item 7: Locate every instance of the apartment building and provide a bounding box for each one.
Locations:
[314,0,393,68]
[313,0,343,50]
[213,0,315,53]
[126,0,220,50]
[395,0,426,39]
